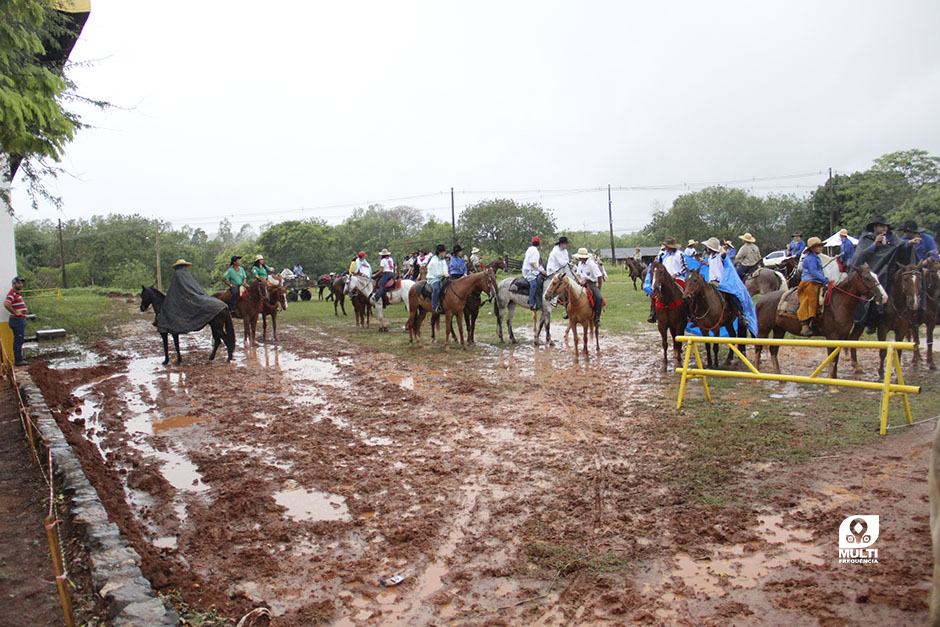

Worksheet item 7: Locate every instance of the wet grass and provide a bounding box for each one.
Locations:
[19,288,136,345]
[525,542,631,576]
[159,590,228,626]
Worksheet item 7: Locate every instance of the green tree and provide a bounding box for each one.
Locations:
[335,205,425,258]
[457,199,557,258]
[256,218,338,277]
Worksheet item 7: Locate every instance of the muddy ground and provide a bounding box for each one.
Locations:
[28,301,935,626]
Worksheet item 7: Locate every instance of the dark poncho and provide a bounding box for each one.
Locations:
[850,229,917,325]
[155,267,227,334]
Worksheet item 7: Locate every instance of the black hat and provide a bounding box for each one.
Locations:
[900,220,920,233]
[452,245,463,254]
[435,244,446,254]
[230,255,242,265]
[557,236,569,244]
[12,276,24,284]
[866,215,891,231]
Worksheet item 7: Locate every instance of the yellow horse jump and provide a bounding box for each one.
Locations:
[675,335,920,435]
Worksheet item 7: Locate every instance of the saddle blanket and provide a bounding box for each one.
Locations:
[777,283,828,319]
[509,277,530,294]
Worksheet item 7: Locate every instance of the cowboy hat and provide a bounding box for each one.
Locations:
[838,228,848,236]
[865,215,891,231]
[724,240,733,247]
[254,254,265,261]
[470,247,480,254]
[900,220,920,233]
[379,248,390,255]
[702,237,722,252]
[687,239,697,246]
[663,237,679,249]
[575,247,591,259]
[557,236,568,245]
[806,236,824,249]
[791,232,802,237]
[172,259,192,267]
[739,232,756,243]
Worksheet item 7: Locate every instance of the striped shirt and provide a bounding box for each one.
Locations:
[5,289,27,317]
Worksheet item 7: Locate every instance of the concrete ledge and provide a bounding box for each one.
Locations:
[18,375,179,626]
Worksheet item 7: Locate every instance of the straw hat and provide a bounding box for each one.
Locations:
[739,232,756,243]
[471,247,480,254]
[662,237,679,249]
[806,236,824,249]
[838,228,848,237]
[702,237,722,252]
[172,259,192,267]
[687,239,697,246]
[575,247,591,259]
[724,240,733,247]
[379,248,390,256]
[254,254,265,262]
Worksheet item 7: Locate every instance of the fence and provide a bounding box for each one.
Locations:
[19,288,62,300]
[674,335,920,435]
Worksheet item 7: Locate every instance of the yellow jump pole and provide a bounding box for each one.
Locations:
[692,342,711,402]
[892,348,913,426]
[676,340,693,409]
[809,346,841,379]
[880,346,894,435]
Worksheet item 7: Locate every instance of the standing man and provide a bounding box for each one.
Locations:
[468,247,482,272]
[838,228,855,264]
[647,237,688,323]
[684,239,698,258]
[373,249,395,303]
[900,220,938,264]
[524,237,547,311]
[575,247,604,328]
[4,277,28,366]
[787,232,806,259]
[734,232,761,278]
[546,236,570,275]
[221,255,246,312]
[427,244,448,314]
[797,237,827,336]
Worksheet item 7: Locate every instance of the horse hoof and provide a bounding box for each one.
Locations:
[162,360,169,366]
[548,341,556,347]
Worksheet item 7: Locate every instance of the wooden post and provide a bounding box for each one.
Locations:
[58,219,67,288]
[44,516,76,627]
[155,228,162,292]
[607,184,616,262]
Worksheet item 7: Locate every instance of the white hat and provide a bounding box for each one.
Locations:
[380,248,390,255]
[575,247,591,259]
[172,259,192,267]
[702,237,722,252]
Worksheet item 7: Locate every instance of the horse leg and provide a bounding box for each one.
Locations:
[340,294,347,316]
[583,321,590,359]
[173,333,182,365]
[848,323,865,374]
[911,324,922,366]
[544,310,554,347]
[456,312,466,350]
[272,313,277,341]
[928,319,937,370]
[209,322,221,361]
[771,327,785,374]
[262,313,268,342]
[571,322,580,363]
[161,333,170,365]
[659,319,669,371]
[507,303,517,344]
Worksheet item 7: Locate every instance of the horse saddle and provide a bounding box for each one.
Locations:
[418,278,450,300]
[510,277,531,294]
[777,285,828,319]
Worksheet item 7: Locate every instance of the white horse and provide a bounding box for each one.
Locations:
[373,278,415,333]
[494,263,579,346]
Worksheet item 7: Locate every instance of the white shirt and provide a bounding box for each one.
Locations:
[577,258,602,282]
[661,249,686,278]
[380,256,394,273]
[546,245,570,274]
[522,245,543,281]
[418,254,430,267]
[683,246,697,257]
[355,258,371,275]
[706,252,724,282]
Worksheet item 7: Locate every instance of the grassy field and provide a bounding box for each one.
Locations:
[20,287,136,345]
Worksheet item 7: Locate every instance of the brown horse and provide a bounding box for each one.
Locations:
[213,279,268,345]
[544,272,599,362]
[330,276,348,316]
[454,258,507,345]
[648,261,688,370]
[745,267,785,296]
[260,282,288,342]
[848,262,922,378]
[779,256,801,288]
[408,269,498,349]
[352,291,373,328]
[754,264,886,377]
[625,258,647,291]
[911,260,940,370]
[682,268,746,368]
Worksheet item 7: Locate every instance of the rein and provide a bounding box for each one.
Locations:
[830,278,876,303]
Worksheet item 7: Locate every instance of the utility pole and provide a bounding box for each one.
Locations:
[608,184,616,262]
[450,187,456,248]
[827,168,835,234]
[58,219,67,288]
[155,228,162,292]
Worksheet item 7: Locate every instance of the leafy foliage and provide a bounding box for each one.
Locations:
[457,199,557,258]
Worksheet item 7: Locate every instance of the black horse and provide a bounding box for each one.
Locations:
[139,286,236,365]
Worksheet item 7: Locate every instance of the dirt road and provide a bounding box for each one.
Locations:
[29,309,933,625]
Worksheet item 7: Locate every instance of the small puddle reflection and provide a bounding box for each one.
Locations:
[153,415,210,433]
[274,488,351,522]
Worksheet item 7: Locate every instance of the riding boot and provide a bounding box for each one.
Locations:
[594,315,601,328]
[800,321,812,337]
[647,300,656,323]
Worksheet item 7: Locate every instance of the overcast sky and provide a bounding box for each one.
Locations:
[12,0,940,236]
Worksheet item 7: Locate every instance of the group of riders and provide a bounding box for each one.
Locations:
[645,214,939,337]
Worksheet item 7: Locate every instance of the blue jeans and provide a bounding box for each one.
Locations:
[431,281,442,311]
[229,285,240,309]
[527,274,544,309]
[374,272,394,301]
[9,317,26,363]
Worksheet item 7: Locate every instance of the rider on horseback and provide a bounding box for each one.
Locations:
[221,255,246,312]
[684,239,698,259]
[428,244,448,314]
[524,236,547,311]
[575,247,604,328]
[468,247,482,272]
[372,249,395,304]
[647,236,688,323]
[734,232,762,279]
[787,232,806,260]
[797,237,827,336]
[702,238,724,284]
[449,245,468,279]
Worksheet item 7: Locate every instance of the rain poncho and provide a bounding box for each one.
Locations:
[850,228,917,325]
[155,267,227,334]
